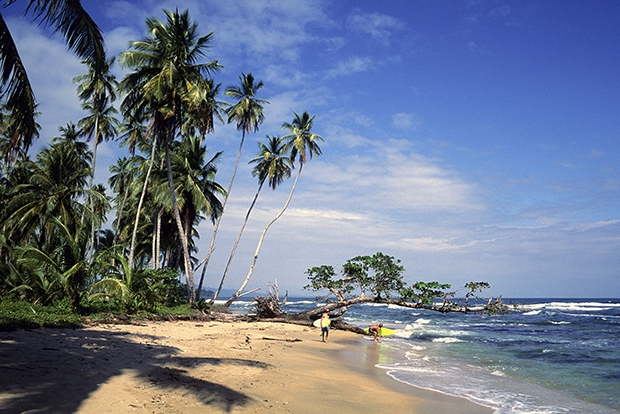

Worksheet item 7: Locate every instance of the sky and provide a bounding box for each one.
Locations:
[4,0,620,298]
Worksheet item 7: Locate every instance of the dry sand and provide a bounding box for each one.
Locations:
[0,320,493,413]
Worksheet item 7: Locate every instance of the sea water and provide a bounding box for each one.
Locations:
[230,298,620,413]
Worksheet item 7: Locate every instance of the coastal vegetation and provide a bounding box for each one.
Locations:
[0,5,501,330]
[253,252,506,332]
[0,7,318,319]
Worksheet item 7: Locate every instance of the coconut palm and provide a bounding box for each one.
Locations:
[183,78,226,145]
[211,135,290,303]
[224,112,323,307]
[75,59,119,259]
[119,9,221,305]
[170,135,225,242]
[108,156,138,246]
[4,123,93,247]
[198,73,268,290]
[0,1,106,162]
[74,58,119,196]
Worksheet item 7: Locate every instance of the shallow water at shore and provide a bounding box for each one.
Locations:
[231,298,620,413]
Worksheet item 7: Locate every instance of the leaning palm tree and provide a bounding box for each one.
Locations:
[0,1,106,162]
[198,73,268,290]
[224,112,323,307]
[119,9,221,305]
[211,135,291,303]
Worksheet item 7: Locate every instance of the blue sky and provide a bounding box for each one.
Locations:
[5,0,620,298]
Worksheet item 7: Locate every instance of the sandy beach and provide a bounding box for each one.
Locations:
[0,320,493,413]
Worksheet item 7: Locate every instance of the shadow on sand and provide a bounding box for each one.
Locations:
[0,326,269,413]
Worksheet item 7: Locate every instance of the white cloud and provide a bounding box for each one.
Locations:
[392,112,423,131]
[347,11,404,45]
[6,18,83,147]
[325,56,374,78]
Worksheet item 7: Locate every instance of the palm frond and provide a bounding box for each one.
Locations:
[0,14,39,158]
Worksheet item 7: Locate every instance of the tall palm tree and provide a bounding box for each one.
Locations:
[74,58,119,191]
[0,0,106,161]
[211,135,290,303]
[119,9,221,305]
[199,73,268,292]
[170,135,225,245]
[224,112,323,307]
[75,58,119,260]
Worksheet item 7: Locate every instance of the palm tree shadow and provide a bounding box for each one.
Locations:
[0,326,268,413]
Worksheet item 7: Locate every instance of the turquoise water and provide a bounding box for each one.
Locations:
[231,298,620,413]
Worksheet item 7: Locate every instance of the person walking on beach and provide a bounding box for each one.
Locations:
[369,323,383,342]
[320,312,330,343]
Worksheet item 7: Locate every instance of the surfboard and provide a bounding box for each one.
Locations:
[364,327,396,337]
[313,318,331,328]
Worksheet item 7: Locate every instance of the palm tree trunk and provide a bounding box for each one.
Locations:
[224,165,303,307]
[164,140,195,305]
[152,207,163,270]
[198,129,246,298]
[211,181,264,303]
[128,137,158,270]
[88,134,98,262]
[113,182,129,246]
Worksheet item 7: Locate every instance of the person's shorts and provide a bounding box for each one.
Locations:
[322,326,329,333]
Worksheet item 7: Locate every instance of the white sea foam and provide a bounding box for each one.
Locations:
[387,303,409,310]
[432,337,463,343]
[285,300,315,305]
[362,302,388,307]
[523,310,541,315]
[379,355,618,414]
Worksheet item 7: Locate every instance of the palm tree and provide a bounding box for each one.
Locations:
[89,183,110,257]
[224,112,323,307]
[183,78,226,145]
[170,135,225,247]
[0,1,106,161]
[119,9,221,305]
[74,58,119,260]
[108,156,138,246]
[4,123,93,246]
[199,73,268,294]
[211,135,290,303]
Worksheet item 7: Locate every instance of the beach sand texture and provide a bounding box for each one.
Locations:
[0,321,492,413]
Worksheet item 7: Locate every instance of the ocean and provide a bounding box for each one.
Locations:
[228,298,620,413]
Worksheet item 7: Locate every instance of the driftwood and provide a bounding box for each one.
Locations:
[261,337,302,342]
[248,291,506,336]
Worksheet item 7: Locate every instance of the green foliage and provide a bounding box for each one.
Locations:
[0,300,82,331]
[304,265,338,291]
[305,252,406,299]
[88,268,184,313]
[400,281,453,305]
[464,281,492,308]
[304,252,497,312]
